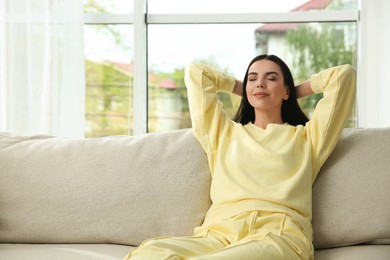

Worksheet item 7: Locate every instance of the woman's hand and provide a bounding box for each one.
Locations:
[233,80,243,96]
[295,80,313,99]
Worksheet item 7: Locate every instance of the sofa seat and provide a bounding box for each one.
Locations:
[314,245,390,259]
[0,244,133,260]
[2,244,390,260]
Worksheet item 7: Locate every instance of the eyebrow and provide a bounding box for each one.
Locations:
[247,71,279,76]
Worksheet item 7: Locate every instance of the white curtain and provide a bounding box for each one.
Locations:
[359,0,390,127]
[0,0,85,137]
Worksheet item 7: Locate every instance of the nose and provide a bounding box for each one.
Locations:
[256,79,265,88]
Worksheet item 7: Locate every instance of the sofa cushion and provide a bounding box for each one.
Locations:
[312,127,390,249]
[0,129,211,246]
[315,245,390,260]
[0,243,133,260]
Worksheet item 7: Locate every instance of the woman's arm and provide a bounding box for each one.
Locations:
[184,62,236,169]
[306,65,356,181]
[295,79,314,99]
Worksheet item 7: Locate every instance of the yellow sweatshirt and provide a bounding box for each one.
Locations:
[184,62,356,241]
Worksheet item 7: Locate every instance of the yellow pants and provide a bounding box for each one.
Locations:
[124,211,313,260]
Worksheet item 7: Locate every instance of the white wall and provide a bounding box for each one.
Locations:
[358,0,390,127]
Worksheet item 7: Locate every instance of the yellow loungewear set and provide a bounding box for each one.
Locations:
[126,62,356,260]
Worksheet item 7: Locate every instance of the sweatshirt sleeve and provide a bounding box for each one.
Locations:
[306,64,356,181]
[184,62,236,165]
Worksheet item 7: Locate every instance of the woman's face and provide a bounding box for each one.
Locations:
[246,59,289,113]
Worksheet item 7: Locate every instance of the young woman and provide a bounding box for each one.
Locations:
[125,54,356,259]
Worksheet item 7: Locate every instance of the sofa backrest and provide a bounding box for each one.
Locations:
[0,129,211,246]
[312,127,390,249]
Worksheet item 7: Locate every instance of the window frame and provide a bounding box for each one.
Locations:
[84,0,361,135]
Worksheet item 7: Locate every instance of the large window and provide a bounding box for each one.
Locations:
[84,0,358,136]
[83,0,134,136]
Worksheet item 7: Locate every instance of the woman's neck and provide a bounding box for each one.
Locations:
[253,110,283,129]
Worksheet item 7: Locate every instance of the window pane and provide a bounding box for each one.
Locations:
[84,25,134,137]
[148,0,357,13]
[148,22,356,132]
[83,0,133,14]
[147,24,254,132]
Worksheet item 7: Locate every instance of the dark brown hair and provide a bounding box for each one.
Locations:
[233,54,309,126]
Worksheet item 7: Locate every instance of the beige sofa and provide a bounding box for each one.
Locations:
[0,127,389,259]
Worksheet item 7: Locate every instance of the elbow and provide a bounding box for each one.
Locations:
[184,62,202,88]
[340,64,356,79]
[184,62,195,88]
[339,64,357,96]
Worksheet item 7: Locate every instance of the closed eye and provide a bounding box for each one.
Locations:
[248,72,258,82]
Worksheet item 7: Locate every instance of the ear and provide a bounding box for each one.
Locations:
[283,87,290,100]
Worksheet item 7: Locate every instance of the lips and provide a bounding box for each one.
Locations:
[253,92,269,98]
